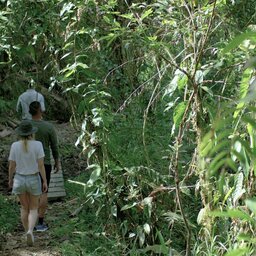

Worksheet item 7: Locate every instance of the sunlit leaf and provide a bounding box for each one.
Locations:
[141,9,153,20]
[121,202,137,211]
[232,172,245,205]
[143,223,150,235]
[111,205,117,217]
[60,2,75,17]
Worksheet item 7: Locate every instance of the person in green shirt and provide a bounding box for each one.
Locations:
[29,101,60,232]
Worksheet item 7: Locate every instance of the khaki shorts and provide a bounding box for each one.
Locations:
[12,173,42,196]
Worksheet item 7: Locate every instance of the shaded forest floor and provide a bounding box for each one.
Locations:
[0,121,89,256]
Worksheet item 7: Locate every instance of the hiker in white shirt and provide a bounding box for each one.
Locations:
[17,83,45,120]
[8,120,47,246]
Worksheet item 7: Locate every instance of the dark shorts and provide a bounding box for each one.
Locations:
[39,164,52,193]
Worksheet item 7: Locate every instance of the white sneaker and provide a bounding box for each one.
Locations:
[26,231,34,246]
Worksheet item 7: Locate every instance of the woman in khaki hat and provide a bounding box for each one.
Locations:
[8,120,47,246]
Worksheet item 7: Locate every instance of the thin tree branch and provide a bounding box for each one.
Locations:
[169,90,196,256]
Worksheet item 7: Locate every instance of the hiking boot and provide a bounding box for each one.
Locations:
[35,223,48,232]
[26,231,34,246]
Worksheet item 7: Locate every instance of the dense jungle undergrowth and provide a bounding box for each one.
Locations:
[1,0,256,255]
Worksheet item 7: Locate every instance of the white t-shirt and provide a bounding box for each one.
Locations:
[16,89,45,120]
[9,140,45,175]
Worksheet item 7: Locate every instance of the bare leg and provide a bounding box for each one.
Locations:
[18,193,29,232]
[28,209,38,233]
[38,193,48,219]
[27,194,40,233]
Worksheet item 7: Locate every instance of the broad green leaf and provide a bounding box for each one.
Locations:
[245,198,256,214]
[218,171,225,196]
[178,75,188,91]
[226,158,237,172]
[216,129,234,142]
[119,13,134,20]
[224,247,250,256]
[209,141,230,157]
[141,9,153,20]
[156,229,166,245]
[76,62,89,69]
[87,165,101,186]
[210,158,226,175]
[103,15,111,24]
[210,209,254,222]
[242,115,256,130]
[200,139,213,157]
[237,69,253,104]
[64,69,75,78]
[223,31,256,53]
[173,101,187,127]
[200,131,214,156]
[121,202,137,211]
[209,151,228,170]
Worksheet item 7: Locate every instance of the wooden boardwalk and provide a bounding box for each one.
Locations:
[48,170,66,200]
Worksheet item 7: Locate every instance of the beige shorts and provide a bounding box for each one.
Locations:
[12,173,42,196]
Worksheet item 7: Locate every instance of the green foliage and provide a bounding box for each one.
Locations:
[199,67,256,254]
[0,195,19,234]
[50,174,121,256]
[0,97,11,114]
[1,0,256,255]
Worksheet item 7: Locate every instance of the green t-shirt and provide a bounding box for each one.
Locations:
[30,120,59,165]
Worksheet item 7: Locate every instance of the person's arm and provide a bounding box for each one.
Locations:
[49,125,60,173]
[16,97,21,112]
[54,159,60,173]
[8,160,16,189]
[38,158,48,193]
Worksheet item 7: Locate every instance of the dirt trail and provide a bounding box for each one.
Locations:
[1,199,76,256]
[2,227,60,256]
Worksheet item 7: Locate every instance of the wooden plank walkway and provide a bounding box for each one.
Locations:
[47,143,66,200]
[48,170,66,200]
